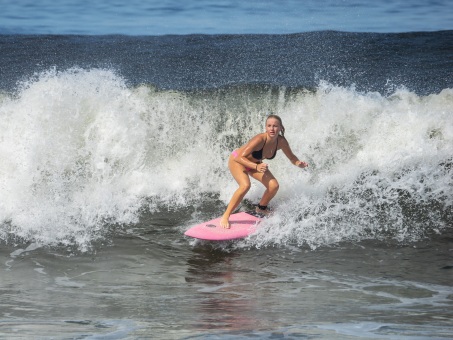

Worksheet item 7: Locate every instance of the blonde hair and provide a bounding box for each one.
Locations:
[266,114,285,137]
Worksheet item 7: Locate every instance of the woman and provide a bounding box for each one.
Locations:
[220,114,308,228]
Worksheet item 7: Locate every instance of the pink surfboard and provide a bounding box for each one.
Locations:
[184,211,262,241]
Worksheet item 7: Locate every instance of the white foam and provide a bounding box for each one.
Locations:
[1,69,451,250]
[244,84,453,249]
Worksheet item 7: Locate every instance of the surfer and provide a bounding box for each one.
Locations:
[220,114,308,228]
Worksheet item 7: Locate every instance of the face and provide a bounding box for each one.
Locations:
[265,118,281,137]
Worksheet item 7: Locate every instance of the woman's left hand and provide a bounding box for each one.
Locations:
[296,161,308,168]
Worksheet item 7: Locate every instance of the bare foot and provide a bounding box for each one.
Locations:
[220,215,231,229]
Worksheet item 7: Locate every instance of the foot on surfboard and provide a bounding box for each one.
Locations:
[219,215,231,229]
[252,205,272,218]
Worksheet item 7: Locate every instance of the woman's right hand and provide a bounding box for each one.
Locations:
[256,163,268,173]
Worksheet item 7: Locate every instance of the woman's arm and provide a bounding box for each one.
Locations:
[234,134,265,170]
[280,137,309,168]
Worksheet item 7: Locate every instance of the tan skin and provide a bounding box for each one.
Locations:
[220,117,308,228]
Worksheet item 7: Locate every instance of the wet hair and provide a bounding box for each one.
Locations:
[266,114,285,137]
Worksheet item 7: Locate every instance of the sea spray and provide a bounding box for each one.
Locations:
[247,84,452,249]
[0,69,451,250]
[0,68,151,249]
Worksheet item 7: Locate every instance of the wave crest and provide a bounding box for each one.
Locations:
[1,69,452,250]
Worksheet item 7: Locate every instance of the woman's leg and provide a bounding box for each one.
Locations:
[220,156,251,228]
[250,169,279,213]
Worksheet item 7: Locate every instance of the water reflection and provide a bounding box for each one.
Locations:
[185,245,259,331]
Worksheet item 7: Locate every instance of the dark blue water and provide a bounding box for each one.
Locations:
[1,31,452,95]
[1,1,452,339]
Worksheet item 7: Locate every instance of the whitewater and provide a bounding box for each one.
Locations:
[1,68,451,251]
[1,17,452,336]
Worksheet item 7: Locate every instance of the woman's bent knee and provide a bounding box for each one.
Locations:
[238,183,251,193]
[269,180,279,193]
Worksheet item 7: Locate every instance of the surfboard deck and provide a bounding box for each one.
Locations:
[184,210,263,241]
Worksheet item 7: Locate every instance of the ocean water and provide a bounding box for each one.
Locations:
[1,0,453,35]
[1,1,453,339]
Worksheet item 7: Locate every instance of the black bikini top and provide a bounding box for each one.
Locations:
[251,136,279,160]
